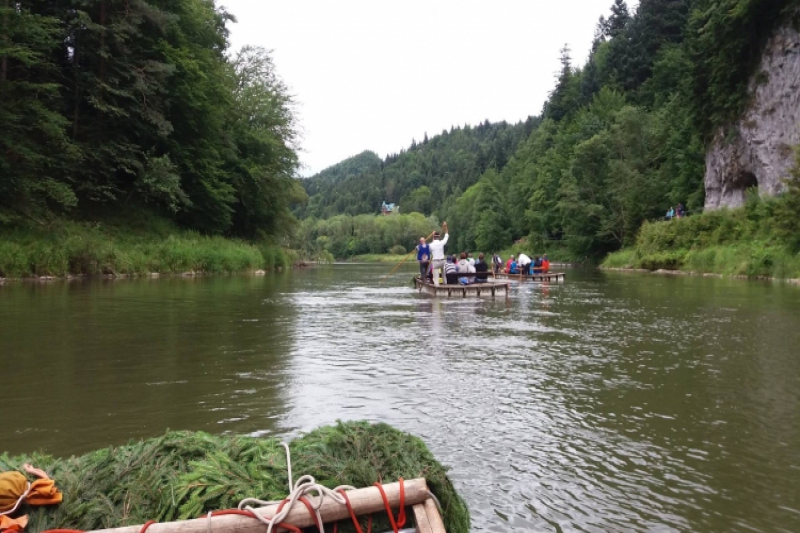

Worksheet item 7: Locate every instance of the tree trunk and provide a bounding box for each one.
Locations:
[1,0,9,87]
[72,31,80,139]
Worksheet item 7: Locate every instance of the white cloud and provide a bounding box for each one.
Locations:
[222,0,638,176]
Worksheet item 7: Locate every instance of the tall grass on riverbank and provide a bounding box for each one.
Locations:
[2,422,469,533]
[0,218,292,278]
[603,190,800,279]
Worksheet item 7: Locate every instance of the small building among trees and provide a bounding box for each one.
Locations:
[381,202,399,215]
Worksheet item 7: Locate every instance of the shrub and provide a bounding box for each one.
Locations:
[388,244,406,255]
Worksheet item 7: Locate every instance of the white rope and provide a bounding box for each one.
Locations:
[235,443,356,533]
[0,482,31,517]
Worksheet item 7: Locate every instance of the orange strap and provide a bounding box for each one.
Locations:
[373,478,406,532]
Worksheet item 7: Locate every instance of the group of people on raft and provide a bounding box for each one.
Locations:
[499,253,550,275]
[414,222,550,286]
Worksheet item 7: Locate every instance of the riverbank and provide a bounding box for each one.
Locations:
[0,215,296,280]
[602,198,800,280]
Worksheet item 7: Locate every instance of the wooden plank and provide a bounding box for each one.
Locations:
[412,503,433,533]
[90,479,429,533]
[423,498,447,533]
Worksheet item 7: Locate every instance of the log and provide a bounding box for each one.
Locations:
[91,479,430,533]
[412,504,433,533]
[423,498,447,533]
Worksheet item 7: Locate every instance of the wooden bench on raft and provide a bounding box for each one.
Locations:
[494,271,565,282]
[43,479,447,533]
[414,275,510,298]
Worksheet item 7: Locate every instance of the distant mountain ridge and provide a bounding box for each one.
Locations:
[295,119,537,219]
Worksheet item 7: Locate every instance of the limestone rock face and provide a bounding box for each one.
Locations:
[705,24,800,210]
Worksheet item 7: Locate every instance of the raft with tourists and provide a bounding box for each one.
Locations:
[413,276,510,298]
[494,271,565,283]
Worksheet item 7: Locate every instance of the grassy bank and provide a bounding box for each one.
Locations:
[0,214,295,278]
[2,422,469,533]
[603,195,800,279]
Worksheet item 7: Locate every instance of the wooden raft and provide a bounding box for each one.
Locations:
[495,271,565,282]
[414,276,510,298]
[89,478,446,533]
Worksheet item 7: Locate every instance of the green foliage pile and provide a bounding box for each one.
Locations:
[298,0,800,262]
[0,214,291,278]
[293,213,438,260]
[0,0,303,238]
[1,422,469,533]
[603,160,800,278]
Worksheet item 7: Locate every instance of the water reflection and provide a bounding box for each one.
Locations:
[1,266,799,532]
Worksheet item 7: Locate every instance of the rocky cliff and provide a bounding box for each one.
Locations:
[705,23,800,209]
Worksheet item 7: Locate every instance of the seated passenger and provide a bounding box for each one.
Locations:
[444,255,459,285]
[457,252,476,284]
[509,260,518,274]
[474,253,489,282]
[542,254,550,273]
[532,256,543,273]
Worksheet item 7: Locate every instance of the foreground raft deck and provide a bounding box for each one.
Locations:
[89,479,446,533]
[414,276,510,298]
[495,271,565,282]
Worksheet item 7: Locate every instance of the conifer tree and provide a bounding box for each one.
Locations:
[607,0,631,37]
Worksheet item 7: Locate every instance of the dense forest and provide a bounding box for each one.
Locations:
[296,0,800,260]
[1,0,303,238]
[296,118,538,220]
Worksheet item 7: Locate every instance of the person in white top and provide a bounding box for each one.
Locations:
[457,252,476,284]
[517,253,532,275]
[429,222,449,286]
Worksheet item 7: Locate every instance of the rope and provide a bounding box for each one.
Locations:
[374,478,406,532]
[39,443,414,533]
[0,482,31,517]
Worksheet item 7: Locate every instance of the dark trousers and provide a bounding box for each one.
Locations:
[419,261,430,279]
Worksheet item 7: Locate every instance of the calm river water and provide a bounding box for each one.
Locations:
[2,265,800,532]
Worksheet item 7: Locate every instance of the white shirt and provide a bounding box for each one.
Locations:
[429,234,449,261]
[518,253,531,266]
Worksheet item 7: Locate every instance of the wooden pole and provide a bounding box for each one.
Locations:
[90,479,430,533]
[412,504,433,533]
[423,498,447,533]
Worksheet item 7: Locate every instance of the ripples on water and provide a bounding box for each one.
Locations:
[2,266,800,532]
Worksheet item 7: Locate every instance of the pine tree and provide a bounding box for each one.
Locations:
[545,45,577,122]
[607,0,631,37]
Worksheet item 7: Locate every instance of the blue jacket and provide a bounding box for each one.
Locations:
[417,244,431,261]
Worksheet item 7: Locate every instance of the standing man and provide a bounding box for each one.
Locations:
[429,222,449,286]
[416,237,431,280]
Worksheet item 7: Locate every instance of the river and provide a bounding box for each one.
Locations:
[2,265,799,532]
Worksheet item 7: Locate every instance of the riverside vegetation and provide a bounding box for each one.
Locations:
[293,0,800,275]
[603,155,800,279]
[1,0,304,277]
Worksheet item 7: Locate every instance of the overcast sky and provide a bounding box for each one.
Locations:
[222,1,638,176]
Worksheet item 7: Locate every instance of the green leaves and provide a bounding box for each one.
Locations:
[1,0,300,241]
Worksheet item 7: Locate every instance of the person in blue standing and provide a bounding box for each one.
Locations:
[415,237,431,280]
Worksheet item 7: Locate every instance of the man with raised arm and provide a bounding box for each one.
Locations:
[429,222,449,286]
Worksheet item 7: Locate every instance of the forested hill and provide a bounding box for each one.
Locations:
[295,118,538,219]
[447,0,800,258]
[297,0,800,261]
[1,0,302,238]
